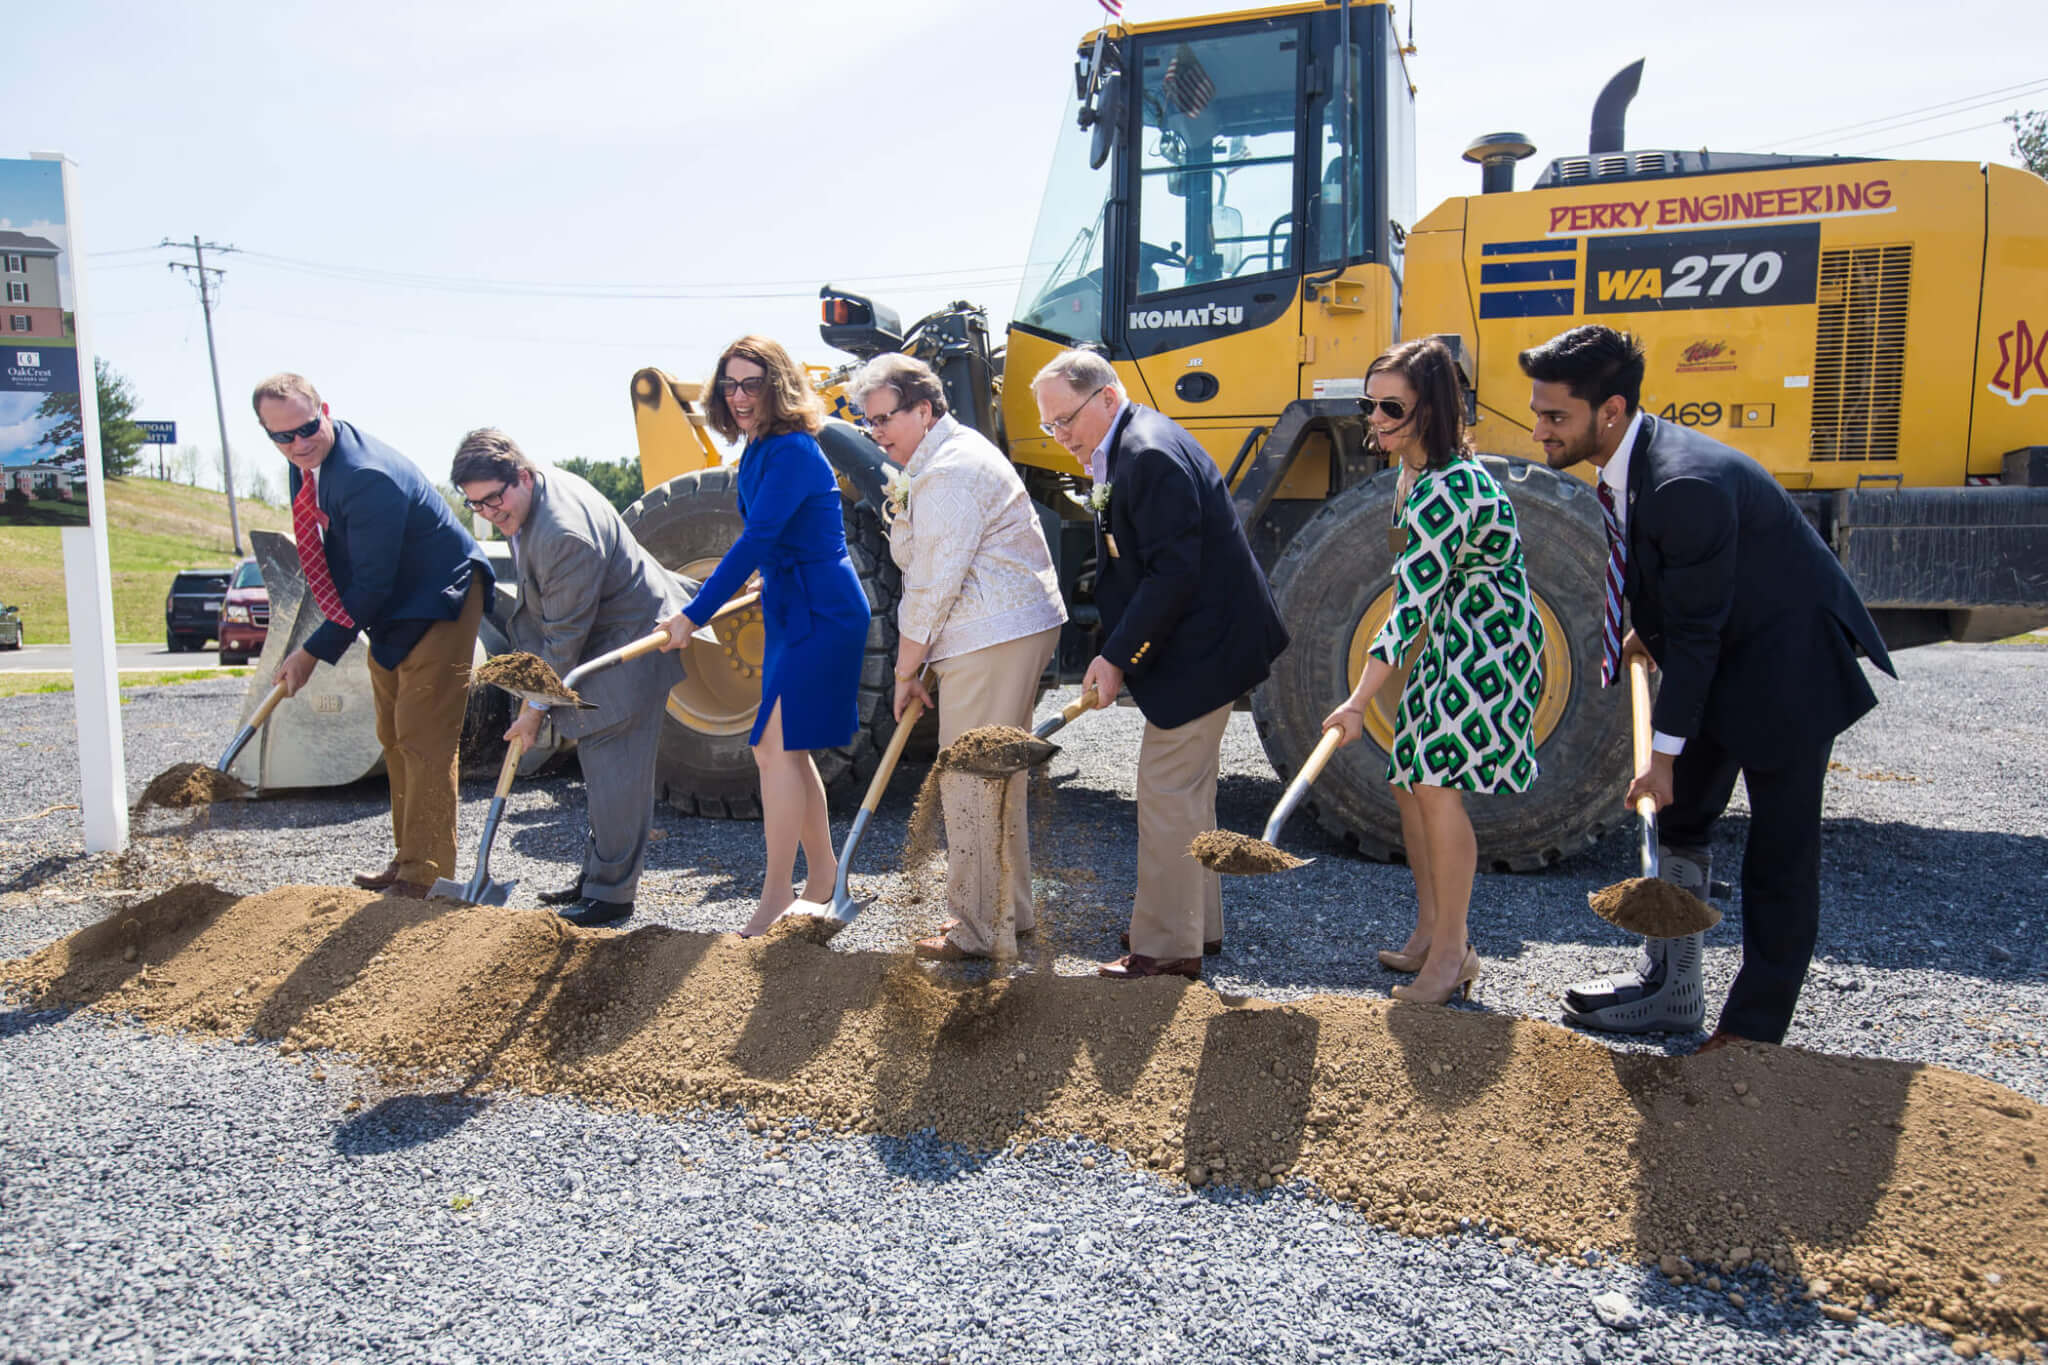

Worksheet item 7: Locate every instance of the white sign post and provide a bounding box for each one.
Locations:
[37,151,127,853]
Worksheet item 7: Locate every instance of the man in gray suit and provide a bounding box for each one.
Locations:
[452,429,690,927]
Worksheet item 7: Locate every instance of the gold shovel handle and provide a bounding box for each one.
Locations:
[1060,681,1104,724]
[1628,653,1658,822]
[861,697,925,815]
[494,735,528,800]
[248,681,290,730]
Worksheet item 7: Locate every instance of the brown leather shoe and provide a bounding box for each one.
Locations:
[386,880,431,899]
[1696,1029,1747,1055]
[913,935,982,962]
[1121,931,1222,957]
[1097,953,1200,981]
[353,862,402,891]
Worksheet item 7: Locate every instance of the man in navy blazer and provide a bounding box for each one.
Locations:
[1520,327,1895,1048]
[1032,349,1290,982]
[255,373,493,898]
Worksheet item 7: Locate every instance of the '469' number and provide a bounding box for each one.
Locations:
[1657,401,1723,426]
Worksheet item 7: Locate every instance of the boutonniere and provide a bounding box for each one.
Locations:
[1088,482,1112,515]
[883,466,915,519]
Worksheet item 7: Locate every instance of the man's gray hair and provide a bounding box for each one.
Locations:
[1032,348,1119,398]
[849,353,948,420]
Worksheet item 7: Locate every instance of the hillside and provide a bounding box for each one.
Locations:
[0,479,293,645]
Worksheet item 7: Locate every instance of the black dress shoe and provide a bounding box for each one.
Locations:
[559,897,632,928]
[537,878,585,907]
[1122,931,1223,957]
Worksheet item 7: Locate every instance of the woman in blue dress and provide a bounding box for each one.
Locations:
[661,336,871,936]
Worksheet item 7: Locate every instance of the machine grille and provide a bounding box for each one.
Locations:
[1810,244,1910,461]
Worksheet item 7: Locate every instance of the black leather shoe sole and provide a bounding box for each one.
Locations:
[537,880,585,907]
[559,898,632,928]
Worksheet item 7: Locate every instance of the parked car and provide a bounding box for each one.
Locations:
[164,568,232,652]
[0,602,21,650]
[216,558,269,665]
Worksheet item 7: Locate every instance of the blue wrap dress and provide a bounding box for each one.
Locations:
[683,432,871,750]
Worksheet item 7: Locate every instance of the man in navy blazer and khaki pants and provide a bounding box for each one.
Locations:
[1520,327,1895,1049]
[256,373,493,899]
[1032,349,1290,982]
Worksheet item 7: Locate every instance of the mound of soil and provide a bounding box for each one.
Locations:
[7,883,2047,1350]
[134,763,254,811]
[1190,830,1307,875]
[1588,876,1722,937]
[472,652,583,706]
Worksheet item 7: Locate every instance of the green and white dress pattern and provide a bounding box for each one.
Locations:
[1369,458,1545,792]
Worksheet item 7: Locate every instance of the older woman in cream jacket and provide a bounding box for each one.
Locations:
[852,353,1067,962]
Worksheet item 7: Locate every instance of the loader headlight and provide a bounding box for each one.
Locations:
[223,605,252,624]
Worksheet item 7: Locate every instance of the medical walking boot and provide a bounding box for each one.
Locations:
[1561,845,1711,1034]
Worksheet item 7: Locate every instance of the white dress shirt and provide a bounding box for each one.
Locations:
[1601,409,1686,757]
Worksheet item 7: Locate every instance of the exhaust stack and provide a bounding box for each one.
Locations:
[1590,59,1645,155]
[1462,133,1536,194]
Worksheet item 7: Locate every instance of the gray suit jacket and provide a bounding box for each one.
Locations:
[506,467,690,740]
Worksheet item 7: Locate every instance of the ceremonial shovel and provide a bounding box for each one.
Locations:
[1192,726,1342,875]
[215,682,289,775]
[778,696,928,935]
[1585,654,1719,937]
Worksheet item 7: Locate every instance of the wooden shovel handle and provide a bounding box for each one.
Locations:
[1628,653,1657,821]
[1298,726,1345,786]
[248,681,290,730]
[494,735,528,800]
[861,697,924,814]
[614,628,675,666]
[1061,681,1104,724]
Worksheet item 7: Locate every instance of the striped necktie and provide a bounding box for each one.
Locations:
[293,475,356,629]
[1596,480,1624,688]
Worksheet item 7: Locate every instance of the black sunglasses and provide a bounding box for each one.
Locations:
[264,416,322,445]
[1357,397,1409,421]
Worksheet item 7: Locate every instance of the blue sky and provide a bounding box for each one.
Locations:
[4,0,2041,513]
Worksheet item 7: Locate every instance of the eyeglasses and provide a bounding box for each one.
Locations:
[865,406,907,428]
[462,483,513,513]
[263,416,322,445]
[1039,384,1107,438]
[1358,397,1410,421]
[716,376,768,397]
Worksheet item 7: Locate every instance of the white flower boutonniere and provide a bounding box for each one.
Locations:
[1087,482,1112,515]
[883,466,915,521]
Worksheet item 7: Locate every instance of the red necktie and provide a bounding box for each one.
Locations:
[293,475,355,629]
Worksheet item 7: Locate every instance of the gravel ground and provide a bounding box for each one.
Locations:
[2,644,2044,1362]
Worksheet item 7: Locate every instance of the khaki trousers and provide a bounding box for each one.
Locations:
[367,575,485,884]
[930,627,1060,958]
[1129,700,1232,961]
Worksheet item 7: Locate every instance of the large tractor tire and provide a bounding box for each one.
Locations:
[1252,457,1629,871]
[622,465,905,819]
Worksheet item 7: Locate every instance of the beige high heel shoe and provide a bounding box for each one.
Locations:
[1390,946,1481,1005]
[1377,947,1426,973]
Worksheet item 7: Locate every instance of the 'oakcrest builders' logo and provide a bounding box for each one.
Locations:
[1989,320,2048,406]
[15,352,38,367]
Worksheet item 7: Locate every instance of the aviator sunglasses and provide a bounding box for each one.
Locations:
[1357,396,1409,421]
[264,416,323,444]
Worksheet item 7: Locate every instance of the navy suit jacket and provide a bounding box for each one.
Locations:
[1094,404,1289,729]
[1624,415,1894,766]
[289,420,493,669]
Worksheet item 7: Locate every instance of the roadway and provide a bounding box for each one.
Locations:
[0,643,252,674]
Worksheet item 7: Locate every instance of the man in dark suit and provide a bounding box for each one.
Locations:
[451,428,693,927]
[1519,326,1895,1048]
[1031,349,1290,981]
[255,373,493,899]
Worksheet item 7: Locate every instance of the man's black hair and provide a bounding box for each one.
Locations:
[1517,325,1646,414]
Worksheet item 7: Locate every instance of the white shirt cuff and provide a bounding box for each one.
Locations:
[1651,730,1686,756]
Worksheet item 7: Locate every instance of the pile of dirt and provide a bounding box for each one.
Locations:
[1588,876,1722,937]
[1189,830,1307,875]
[6,883,2048,1350]
[134,763,254,811]
[472,652,583,706]
[935,725,1056,779]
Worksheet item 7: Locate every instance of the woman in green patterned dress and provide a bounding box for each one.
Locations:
[1323,338,1545,1006]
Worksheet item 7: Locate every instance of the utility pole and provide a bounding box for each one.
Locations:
[165,236,243,555]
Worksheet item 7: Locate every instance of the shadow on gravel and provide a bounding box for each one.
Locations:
[533,926,716,1071]
[0,1001,78,1037]
[0,851,88,895]
[1185,1008,1321,1179]
[333,1091,488,1154]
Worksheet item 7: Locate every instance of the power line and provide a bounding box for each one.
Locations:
[164,236,244,556]
[1761,76,2048,151]
[1864,118,2010,154]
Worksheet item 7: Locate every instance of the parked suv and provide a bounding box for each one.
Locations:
[164,568,232,652]
[216,558,269,665]
[0,602,21,650]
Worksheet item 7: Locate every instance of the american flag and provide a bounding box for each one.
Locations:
[1162,44,1214,117]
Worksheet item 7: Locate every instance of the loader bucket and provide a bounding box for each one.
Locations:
[221,530,389,791]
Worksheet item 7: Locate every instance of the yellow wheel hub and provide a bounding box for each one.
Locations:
[665,556,767,738]
[1344,589,1572,754]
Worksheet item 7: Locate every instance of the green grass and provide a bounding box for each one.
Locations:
[0,480,291,646]
[0,666,249,700]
